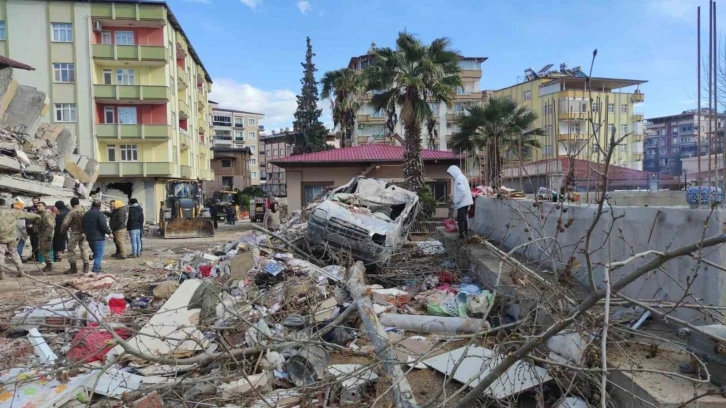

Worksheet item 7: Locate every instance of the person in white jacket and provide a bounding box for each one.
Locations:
[447,165,474,239]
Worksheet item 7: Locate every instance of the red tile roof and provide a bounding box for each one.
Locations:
[271,144,461,165]
[0,56,34,71]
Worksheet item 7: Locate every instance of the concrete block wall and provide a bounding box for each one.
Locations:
[470,197,726,321]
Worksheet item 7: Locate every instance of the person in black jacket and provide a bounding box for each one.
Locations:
[52,201,69,261]
[105,200,128,259]
[126,198,144,258]
[83,200,112,273]
[209,200,219,229]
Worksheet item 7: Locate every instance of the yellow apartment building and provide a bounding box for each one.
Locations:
[0,0,213,222]
[493,65,646,170]
[348,49,487,151]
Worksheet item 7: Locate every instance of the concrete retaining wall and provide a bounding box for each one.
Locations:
[470,197,726,321]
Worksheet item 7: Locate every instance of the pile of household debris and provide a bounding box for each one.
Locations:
[0,60,98,203]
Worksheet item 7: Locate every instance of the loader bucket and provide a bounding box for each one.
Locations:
[162,217,215,239]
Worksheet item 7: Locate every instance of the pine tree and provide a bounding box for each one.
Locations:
[290,37,330,154]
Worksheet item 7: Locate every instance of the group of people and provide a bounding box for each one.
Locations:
[0,197,145,279]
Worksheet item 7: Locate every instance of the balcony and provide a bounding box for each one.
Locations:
[199,145,210,158]
[558,111,588,120]
[99,161,173,177]
[96,124,172,140]
[197,100,205,112]
[94,85,169,102]
[633,113,644,122]
[179,129,192,149]
[91,3,165,21]
[180,165,192,179]
[632,93,645,103]
[177,74,188,90]
[557,132,589,141]
[633,134,643,142]
[178,98,189,119]
[357,114,386,123]
[92,45,166,65]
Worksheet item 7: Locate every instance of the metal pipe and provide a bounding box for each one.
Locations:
[709,0,713,195]
[698,6,702,208]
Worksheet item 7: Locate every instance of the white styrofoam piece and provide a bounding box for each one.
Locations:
[27,328,57,364]
[423,346,552,400]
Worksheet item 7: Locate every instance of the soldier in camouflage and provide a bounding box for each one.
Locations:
[60,197,89,274]
[36,202,55,272]
[0,198,39,279]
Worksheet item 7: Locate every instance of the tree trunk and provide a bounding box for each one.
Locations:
[403,119,425,191]
[488,141,502,189]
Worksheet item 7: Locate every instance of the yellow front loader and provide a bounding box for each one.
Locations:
[159,181,215,239]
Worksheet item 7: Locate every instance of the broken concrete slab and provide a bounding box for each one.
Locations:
[423,345,552,400]
[218,371,270,398]
[2,85,47,136]
[327,364,379,405]
[0,175,75,198]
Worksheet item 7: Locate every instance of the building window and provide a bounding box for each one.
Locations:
[620,145,628,153]
[248,132,255,139]
[620,104,628,113]
[221,176,233,187]
[235,131,243,140]
[607,103,614,113]
[234,117,243,127]
[107,145,116,161]
[278,148,283,156]
[115,31,134,46]
[569,123,580,134]
[522,90,532,101]
[620,124,628,134]
[304,185,327,205]
[250,145,256,153]
[103,69,112,85]
[120,144,138,161]
[543,145,553,156]
[104,106,114,124]
[251,171,257,178]
[250,158,257,165]
[0,21,6,41]
[427,181,448,204]
[51,23,73,42]
[52,63,75,83]
[213,115,232,127]
[54,104,76,122]
[266,150,271,157]
[607,124,615,136]
[248,118,255,126]
[118,107,137,124]
[286,146,291,155]
[101,31,111,44]
[221,159,232,168]
[592,102,600,112]
[116,69,135,85]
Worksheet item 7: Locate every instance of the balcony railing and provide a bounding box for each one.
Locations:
[180,165,192,179]
[91,3,165,20]
[96,124,172,140]
[633,113,644,122]
[632,93,645,103]
[92,45,166,63]
[178,98,190,118]
[177,74,188,90]
[94,85,169,101]
[179,129,192,149]
[99,162,173,177]
[557,132,589,141]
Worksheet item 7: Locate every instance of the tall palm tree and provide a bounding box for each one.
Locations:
[366,32,462,191]
[451,96,544,188]
[321,68,366,146]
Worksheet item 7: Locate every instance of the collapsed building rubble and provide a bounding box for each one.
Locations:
[4,177,726,407]
[0,59,99,203]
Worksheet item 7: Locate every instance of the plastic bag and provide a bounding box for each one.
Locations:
[443,218,458,233]
[425,290,459,317]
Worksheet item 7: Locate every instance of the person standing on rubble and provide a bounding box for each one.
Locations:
[0,198,39,279]
[26,197,40,262]
[36,202,56,272]
[52,201,69,262]
[83,200,112,273]
[263,201,281,232]
[107,200,128,259]
[447,165,474,240]
[14,199,28,260]
[126,198,144,258]
[60,197,90,274]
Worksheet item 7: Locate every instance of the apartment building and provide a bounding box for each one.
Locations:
[260,131,293,197]
[0,0,213,222]
[644,109,724,175]
[209,102,264,185]
[493,64,647,170]
[205,146,251,196]
[348,51,487,151]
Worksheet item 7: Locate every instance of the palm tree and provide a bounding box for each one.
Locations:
[366,32,462,191]
[321,68,366,147]
[450,96,544,188]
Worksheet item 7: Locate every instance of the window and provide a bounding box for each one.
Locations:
[543,145,553,156]
[544,125,553,135]
[101,31,111,44]
[0,21,6,41]
[251,171,257,178]
[107,145,116,161]
[103,69,112,85]
[569,123,580,134]
[52,63,75,83]
[278,149,283,156]
[523,90,532,101]
[248,132,255,139]
[272,149,277,157]
[266,150,271,157]
[234,117,243,127]
[592,102,600,112]
[305,185,327,205]
[213,115,231,127]
[221,159,232,168]
[118,107,137,124]
[120,144,138,161]
[104,107,114,124]
[170,75,175,95]
[54,104,76,122]
[51,23,73,42]
[620,145,628,153]
[427,181,449,204]
[250,158,257,165]
[607,103,614,113]
[620,124,628,134]
[114,31,134,46]
[250,145,256,153]
[221,176,233,187]
[116,69,135,85]
[235,131,244,140]
[248,118,255,126]
[620,104,628,113]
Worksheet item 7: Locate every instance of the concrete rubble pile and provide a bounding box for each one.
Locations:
[0,64,99,203]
